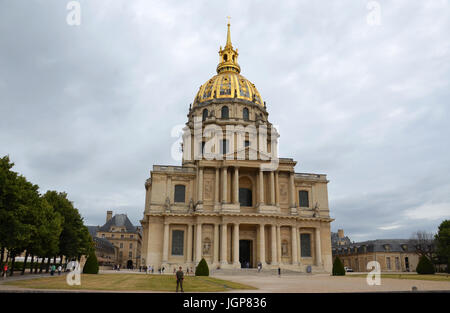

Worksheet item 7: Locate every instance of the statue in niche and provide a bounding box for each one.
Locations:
[313,202,320,217]
[188,198,194,212]
[164,197,171,212]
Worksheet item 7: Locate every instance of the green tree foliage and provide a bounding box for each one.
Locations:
[195,258,209,276]
[332,257,346,276]
[416,255,435,274]
[435,220,450,273]
[83,253,99,274]
[43,191,93,260]
[0,155,92,275]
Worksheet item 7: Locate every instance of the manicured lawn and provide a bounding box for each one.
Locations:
[349,273,450,282]
[5,273,256,292]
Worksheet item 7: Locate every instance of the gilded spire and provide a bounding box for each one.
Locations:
[217,19,240,74]
[225,17,232,48]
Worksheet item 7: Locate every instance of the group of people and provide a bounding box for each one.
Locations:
[2,263,64,278]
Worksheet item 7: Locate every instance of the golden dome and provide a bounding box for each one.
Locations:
[194,73,263,106]
[193,21,263,107]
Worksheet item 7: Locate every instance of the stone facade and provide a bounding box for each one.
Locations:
[94,211,142,269]
[333,239,419,272]
[140,23,334,273]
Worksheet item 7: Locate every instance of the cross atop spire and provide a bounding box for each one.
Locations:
[225,16,232,48]
[217,19,240,74]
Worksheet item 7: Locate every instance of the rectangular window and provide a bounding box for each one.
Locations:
[171,230,184,256]
[220,139,229,155]
[244,140,250,147]
[174,185,186,203]
[395,257,400,270]
[129,243,133,249]
[129,251,132,258]
[299,190,309,207]
[120,243,123,248]
[386,257,391,270]
[300,233,311,257]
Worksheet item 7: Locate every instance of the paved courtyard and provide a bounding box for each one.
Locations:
[0,271,449,293]
[211,272,450,293]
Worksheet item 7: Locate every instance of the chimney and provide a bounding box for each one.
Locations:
[338,229,344,239]
[106,211,113,223]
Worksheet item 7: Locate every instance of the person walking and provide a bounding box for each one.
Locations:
[50,264,56,276]
[175,266,184,292]
[57,265,62,275]
[2,264,8,278]
[278,267,281,277]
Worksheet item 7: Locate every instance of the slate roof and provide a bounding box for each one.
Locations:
[98,214,139,233]
[87,225,100,238]
[332,239,415,255]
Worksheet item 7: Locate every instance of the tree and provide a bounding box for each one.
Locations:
[332,257,346,276]
[435,220,450,273]
[416,255,435,274]
[83,253,99,274]
[409,231,435,261]
[195,258,209,276]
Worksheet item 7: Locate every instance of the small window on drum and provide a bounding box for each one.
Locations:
[174,185,186,203]
[243,108,249,121]
[221,106,229,119]
[202,109,208,121]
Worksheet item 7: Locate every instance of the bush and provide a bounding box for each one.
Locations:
[195,258,209,276]
[332,257,346,276]
[83,254,99,274]
[416,256,435,274]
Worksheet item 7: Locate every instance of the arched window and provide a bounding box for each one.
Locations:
[221,106,229,119]
[243,107,249,121]
[224,54,228,62]
[202,109,208,121]
[239,188,252,207]
[174,185,186,203]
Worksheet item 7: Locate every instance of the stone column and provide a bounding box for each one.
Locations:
[259,169,264,205]
[220,223,228,265]
[289,171,295,208]
[198,167,204,203]
[233,167,239,204]
[233,223,240,266]
[213,223,219,265]
[271,225,277,265]
[259,224,266,264]
[275,171,280,206]
[195,223,202,263]
[276,225,281,264]
[222,167,227,203]
[270,171,275,205]
[291,226,298,265]
[215,168,220,206]
[315,227,322,266]
[162,223,170,263]
[186,224,193,263]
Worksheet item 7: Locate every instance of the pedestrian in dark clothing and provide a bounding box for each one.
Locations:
[278,267,281,276]
[176,266,184,292]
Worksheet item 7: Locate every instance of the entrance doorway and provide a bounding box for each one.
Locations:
[239,240,252,268]
[127,260,133,269]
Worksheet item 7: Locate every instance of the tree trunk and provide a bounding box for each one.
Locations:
[10,255,16,276]
[21,250,29,275]
[34,257,39,274]
[0,246,4,270]
[46,257,51,273]
[59,255,63,267]
[39,258,45,273]
[29,254,34,274]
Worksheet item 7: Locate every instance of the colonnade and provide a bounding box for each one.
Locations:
[196,166,297,207]
[161,222,322,267]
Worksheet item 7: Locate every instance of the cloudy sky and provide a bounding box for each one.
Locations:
[1,0,449,241]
